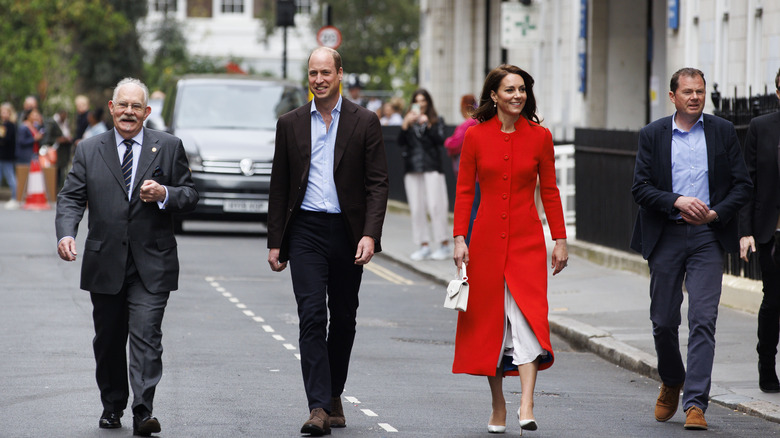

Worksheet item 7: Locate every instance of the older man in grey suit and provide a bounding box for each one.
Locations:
[56,78,198,436]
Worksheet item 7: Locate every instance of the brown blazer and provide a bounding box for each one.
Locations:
[267,99,389,262]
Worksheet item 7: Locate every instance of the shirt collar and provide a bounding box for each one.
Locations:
[115,128,144,148]
[671,112,704,133]
[311,96,342,116]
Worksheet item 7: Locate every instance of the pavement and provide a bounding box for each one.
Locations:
[379,200,780,424]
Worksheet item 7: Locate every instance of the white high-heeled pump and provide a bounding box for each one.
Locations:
[517,407,538,431]
[487,424,506,433]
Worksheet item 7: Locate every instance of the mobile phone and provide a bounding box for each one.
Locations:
[411,103,420,114]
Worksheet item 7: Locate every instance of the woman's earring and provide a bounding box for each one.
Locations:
[493,101,496,108]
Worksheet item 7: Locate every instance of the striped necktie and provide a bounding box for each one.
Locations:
[121,139,133,197]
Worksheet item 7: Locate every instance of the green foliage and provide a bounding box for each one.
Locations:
[0,0,136,107]
[366,47,419,99]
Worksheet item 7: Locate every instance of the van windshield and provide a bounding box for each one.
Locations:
[176,82,303,130]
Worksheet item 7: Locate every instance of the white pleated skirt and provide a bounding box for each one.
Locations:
[501,282,546,367]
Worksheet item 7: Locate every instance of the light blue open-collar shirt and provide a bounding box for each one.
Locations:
[671,112,709,213]
[301,96,342,213]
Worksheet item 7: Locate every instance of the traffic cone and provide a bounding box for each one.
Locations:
[22,154,51,210]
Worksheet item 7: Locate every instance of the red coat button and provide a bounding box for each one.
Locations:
[502,193,508,199]
[500,232,507,238]
[504,135,510,142]
[501,213,507,219]
[502,174,508,180]
[504,154,509,160]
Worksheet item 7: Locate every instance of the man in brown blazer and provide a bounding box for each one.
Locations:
[267,47,389,436]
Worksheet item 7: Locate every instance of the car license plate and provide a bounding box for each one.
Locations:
[223,200,268,213]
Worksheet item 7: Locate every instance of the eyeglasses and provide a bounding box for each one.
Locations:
[114,102,146,113]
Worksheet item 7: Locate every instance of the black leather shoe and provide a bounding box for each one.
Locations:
[759,361,780,393]
[99,410,122,429]
[133,413,161,437]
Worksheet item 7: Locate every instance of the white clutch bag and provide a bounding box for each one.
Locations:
[444,264,469,312]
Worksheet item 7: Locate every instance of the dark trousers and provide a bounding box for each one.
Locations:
[757,240,780,361]
[648,223,723,412]
[90,254,169,414]
[288,211,363,412]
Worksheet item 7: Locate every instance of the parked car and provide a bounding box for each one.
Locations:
[162,75,306,232]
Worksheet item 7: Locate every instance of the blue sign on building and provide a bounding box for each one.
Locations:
[668,0,679,30]
[577,0,587,94]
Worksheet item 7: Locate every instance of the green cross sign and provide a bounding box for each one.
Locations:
[513,14,536,36]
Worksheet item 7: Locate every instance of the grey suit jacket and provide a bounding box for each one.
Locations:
[630,114,752,259]
[738,111,780,244]
[55,128,199,294]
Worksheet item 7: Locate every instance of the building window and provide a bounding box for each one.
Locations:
[296,0,312,14]
[221,0,245,13]
[151,0,177,12]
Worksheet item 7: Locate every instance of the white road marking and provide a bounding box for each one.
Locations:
[294,354,301,360]
[243,310,255,317]
[272,334,285,341]
[361,409,377,417]
[261,325,275,332]
[236,303,247,309]
[216,287,226,292]
[252,316,265,323]
[210,282,220,287]
[378,423,398,432]
[228,297,239,303]
[222,292,232,297]
[283,343,296,350]
[205,276,214,282]
[345,396,360,404]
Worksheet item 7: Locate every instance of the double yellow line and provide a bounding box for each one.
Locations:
[365,263,414,285]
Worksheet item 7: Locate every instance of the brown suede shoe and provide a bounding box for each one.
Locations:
[329,397,346,428]
[654,382,684,422]
[684,406,707,430]
[301,408,331,436]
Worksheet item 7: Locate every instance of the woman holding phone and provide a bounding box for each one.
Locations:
[398,89,450,261]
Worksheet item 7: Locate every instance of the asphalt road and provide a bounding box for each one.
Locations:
[2,213,780,437]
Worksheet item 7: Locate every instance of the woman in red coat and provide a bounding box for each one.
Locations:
[453,65,568,434]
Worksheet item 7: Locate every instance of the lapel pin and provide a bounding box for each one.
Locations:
[152,147,157,152]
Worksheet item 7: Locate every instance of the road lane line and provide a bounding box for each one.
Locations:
[344,396,360,404]
[364,263,414,285]
[361,409,377,417]
[229,297,239,303]
[261,325,275,332]
[294,354,301,360]
[236,303,247,309]
[283,343,296,350]
[272,334,285,341]
[378,423,398,432]
[222,292,232,297]
[252,316,265,322]
[243,310,255,317]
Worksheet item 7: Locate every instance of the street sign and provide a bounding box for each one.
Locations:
[500,2,541,49]
[317,26,342,49]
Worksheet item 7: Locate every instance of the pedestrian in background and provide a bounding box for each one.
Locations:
[739,67,780,394]
[398,89,450,261]
[452,65,568,434]
[267,47,389,437]
[444,94,478,179]
[631,68,751,430]
[0,102,18,209]
[73,95,90,144]
[16,108,43,164]
[379,101,402,126]
[80,108,108,142]
[56,77,199,436]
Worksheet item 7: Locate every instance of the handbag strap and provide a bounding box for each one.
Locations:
[459,263,467,280]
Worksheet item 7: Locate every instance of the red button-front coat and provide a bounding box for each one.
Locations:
[452,116,567,376]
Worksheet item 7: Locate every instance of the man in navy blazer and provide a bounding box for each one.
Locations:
[56,78,198,436]
[739,68,780,393]
[631,68,751,430]
[267,47,389,436]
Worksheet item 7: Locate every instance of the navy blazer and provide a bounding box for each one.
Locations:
[56,128,199,294]
[630,114,752,259]
[267,98,390,262]
[738,111,780,244]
